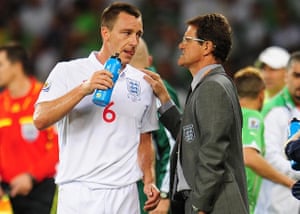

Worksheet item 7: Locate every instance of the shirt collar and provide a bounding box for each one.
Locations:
[89,51,104,68]
[191,64,221,91]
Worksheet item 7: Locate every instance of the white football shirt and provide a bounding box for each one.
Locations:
[36,51,159,188]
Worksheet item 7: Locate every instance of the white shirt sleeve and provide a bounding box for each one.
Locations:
[36,62,68,104]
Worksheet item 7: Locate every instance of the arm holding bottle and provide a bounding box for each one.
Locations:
[34,70,113,130]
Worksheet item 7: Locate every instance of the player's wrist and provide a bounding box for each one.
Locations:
[79,82,93,96]
[160,94,171,105]
[142,173,155,185]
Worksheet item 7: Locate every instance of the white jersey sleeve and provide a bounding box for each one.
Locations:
[36,62,69,104]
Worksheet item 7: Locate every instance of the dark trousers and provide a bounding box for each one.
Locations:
[2,178,56,214]
[171,190,190,214]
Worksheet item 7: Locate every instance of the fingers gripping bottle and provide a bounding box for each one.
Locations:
[288,117,300,170]
[92,54,122,107]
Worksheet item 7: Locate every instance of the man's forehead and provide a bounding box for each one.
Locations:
[114,13,142,27]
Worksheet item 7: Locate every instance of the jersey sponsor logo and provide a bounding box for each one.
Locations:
[248,117,260,129]
[126,78,141,102]
[42,81,51,92]
[183,124,195,143]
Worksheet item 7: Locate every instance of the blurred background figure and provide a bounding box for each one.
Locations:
[234,66,295,213]
[0,42,58,214]
[255,51,300,214]
[255,46,290,102]
[131,38,181,214]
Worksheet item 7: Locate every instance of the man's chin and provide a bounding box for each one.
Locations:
[177,59,185,67]
[120,57,131,65]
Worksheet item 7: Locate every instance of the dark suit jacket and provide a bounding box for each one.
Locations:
[160,67,249,214]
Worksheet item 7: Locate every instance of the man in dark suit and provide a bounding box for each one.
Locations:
[143,13,249,214]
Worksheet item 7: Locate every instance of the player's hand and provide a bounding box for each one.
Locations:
[142,69,171,105]
[149,198,170,214]
[9,173,34,197]
[143,183,160,211]
[81,70,113,95]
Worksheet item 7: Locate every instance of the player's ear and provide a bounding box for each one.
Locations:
[101,26,110,42]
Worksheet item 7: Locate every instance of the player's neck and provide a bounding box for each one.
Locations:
[8,75,31,98]
[239,98,260,111]
[96,48,110,65]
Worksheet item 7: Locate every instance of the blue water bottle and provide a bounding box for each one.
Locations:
[288,117,300,170]
[92,54,122,107]
[289,118,300,138]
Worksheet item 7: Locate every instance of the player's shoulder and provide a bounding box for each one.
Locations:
[125,64,144,75]
[124,65,153,93]
[50,57,93,78]
[242,108,263,119]
[57,57,91,68]
[242,108,263,128]
[123,64,149,83]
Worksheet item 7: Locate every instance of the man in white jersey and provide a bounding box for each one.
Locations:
[255,51,300,213]
[33,2,160,214]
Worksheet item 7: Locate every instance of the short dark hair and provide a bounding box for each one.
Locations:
[234,66,265,99]
[187,13,232,63]
[0,42,33,76]
[287,51,300,70]
[101,2,141,30]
